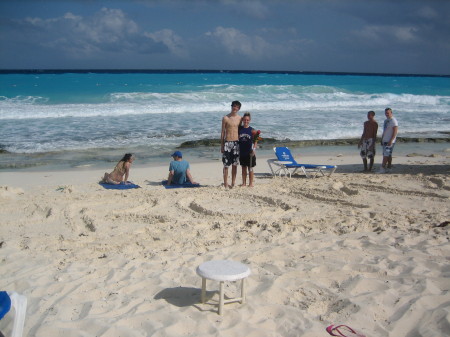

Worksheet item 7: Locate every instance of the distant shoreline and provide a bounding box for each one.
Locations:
[2,136,449,156]
[1,69,449,78]
[178,136,450,149]
[1,136,449,172]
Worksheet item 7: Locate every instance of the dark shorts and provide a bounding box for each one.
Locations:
[360,139,376,159]
[240,154,256,169]
[222,141,240,167]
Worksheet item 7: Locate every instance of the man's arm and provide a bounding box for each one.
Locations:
[388,126,398,146]
[220,117,226,153]
[370,124,378,150]
[123,162,131,182]
[167,171,174,185]
[186,169,196,184]
[358,123,367,148]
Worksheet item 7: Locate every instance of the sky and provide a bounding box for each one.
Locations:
[0,0,449,75]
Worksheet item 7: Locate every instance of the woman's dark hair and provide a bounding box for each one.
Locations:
[121,153,134,162]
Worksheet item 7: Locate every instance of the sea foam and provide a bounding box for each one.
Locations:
[0,72,449,157]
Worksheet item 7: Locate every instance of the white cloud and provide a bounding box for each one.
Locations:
[393,26,419,42]
[353,25,419,43]
[72,8,138,46]
[13,8,175,58]
[144,29,188,58]
[417,6,438,20]
[63,12,82,21]
[206,26,270,58]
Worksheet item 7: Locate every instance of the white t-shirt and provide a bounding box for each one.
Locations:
[382,117,398,143]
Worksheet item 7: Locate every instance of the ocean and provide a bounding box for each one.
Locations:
[1,70,449,170]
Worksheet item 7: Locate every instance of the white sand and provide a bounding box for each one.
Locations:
[1,151,449,337]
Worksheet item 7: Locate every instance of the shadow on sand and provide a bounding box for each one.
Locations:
[256,163,449,178]
[154,286,220,313]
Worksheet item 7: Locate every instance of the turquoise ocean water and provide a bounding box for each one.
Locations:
[0,71,449,170]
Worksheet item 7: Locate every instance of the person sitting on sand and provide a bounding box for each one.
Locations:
[358,110,378,172]
[238,112,257,187]
[101,153,135,184]
[167,151,197,185]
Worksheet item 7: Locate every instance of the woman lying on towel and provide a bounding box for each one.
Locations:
[101,153,135,184]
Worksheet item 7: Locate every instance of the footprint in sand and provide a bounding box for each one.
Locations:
[331,182,358,196]
[0,186,24,198]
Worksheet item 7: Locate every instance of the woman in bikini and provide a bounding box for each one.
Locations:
[101,153,135,184]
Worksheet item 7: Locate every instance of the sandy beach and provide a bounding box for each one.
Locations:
[1,149,449,337]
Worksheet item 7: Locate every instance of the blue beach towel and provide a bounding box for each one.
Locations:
[161,180,201,189]
[99,182,140,189]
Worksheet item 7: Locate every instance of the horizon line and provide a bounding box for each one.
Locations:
[0,68,449,77]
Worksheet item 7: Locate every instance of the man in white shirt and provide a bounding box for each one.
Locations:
[380,108,398,173]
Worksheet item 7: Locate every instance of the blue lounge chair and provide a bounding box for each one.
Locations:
[267,147,337,178]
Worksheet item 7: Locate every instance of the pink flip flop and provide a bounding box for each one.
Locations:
[326,324,366,337]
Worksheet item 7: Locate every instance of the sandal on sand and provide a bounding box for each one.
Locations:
[326,324,366,337]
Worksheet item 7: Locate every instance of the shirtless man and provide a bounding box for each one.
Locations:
[221,100,242,188]
[358,111,378,172]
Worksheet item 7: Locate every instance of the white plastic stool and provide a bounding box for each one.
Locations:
[196,260,251,315]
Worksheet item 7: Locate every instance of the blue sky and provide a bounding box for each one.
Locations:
[0,0,449,74]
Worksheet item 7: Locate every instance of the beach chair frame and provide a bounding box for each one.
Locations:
[267,147,337,178]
